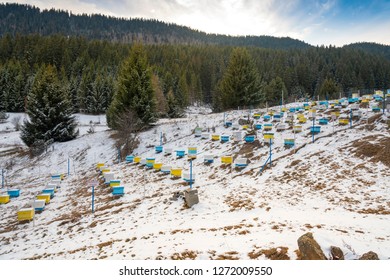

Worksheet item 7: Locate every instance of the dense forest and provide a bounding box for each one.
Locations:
[0,3,390,117]
[0,3,310,49]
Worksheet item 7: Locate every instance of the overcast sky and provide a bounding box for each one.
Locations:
[5,0,390,46]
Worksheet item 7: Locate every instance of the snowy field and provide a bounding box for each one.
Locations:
[0,100,389,260]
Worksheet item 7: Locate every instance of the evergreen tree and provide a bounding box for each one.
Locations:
[20,65,78,147]
[217,48,263,110]
[107,43,156,128]
[264,76,288,106]
[318,78,340,100]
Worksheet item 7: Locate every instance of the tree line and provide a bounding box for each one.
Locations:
[1,34,390,116]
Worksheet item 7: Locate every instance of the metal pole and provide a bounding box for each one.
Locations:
[67,158,70,176]
[117,148,121,163]
[312,117,315,143]
[269,139,272,167]
[1,169,4,189]
[350,108,352,129]
[160,132,163,146]
[383,89,386,115]
[190,159,193,189]
[92,185,95,213]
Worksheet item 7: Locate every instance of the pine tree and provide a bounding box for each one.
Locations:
[217,48,263,110]
[107,43,156,128]
[264,76,288,106]
[20,65,78,147]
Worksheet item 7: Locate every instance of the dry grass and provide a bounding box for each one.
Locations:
[348,136,390,167]
[170,250,198,260]
[248,247,290,260]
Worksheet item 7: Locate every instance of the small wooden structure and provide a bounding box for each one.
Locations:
[36,193,51,204]
[235,158,248,168]
[221,156,233,165]
[170,168,182,178]
[0,194,10,204]
[17,208,34,222]
[7,189,20,198]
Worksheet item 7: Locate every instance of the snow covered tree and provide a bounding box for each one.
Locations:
[107,43,156,129]
[20,65,78,147]
[217,48,263,110]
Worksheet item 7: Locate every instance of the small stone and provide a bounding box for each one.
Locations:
[330,246,344,260]
[359,251,379,260]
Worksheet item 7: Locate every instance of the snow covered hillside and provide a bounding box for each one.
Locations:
[0,100,389,260]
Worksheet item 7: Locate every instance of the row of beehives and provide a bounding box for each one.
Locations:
[3,174,64,222]
[124,152,249,183]
[96,163,125,196]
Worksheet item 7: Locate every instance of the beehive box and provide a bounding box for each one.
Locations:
[221,156,233,164]
[204,155,214,163]
[182,173,196,183]
[112,186,124,196]
[134,156,141,163]
[34,199,46,212]
[110,180,121,187]
[17,208,34,221]
[263,124,273,131]
[171,168,182,177]
[36,193,51,204]
[161,165,172,174]
[221,135,230,142]
[0,194,10,204]
[7,189,20,198]
[164,147,173,155]
[176,150,185,158]
[211,134,220,141]
[42,188,55,198]
[155,146,163,153]
[125,155,134,163]
[235,158,248,168]
[96,163,105,169]
[339,118,349,125]
[293,125,302,133]
[104,172,115,184]
[244,135,256,143]
[201,133,210,139]
[153,162,163,170]
[146,158,155,168]
[284,138,295,146]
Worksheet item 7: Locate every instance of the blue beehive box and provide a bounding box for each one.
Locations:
[319,118,328,125]
[263,115,271,121]
[221,135,230,142]
[7,189,20,198]
[112,186,124,196]
[225,121,232,127]
[125,155,134,163]
[245,135,255,143]
[310,126,321,134]
[42,188,55,198]
[176,150,185,158]
[155,146,163,153]
[254,124,262,130]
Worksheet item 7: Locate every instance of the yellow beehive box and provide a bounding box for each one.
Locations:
[221,156,233,164]
[263,133,274,139]
[36,193,51,204]
[17,208,34,221]
[0,194,10,204]
[171,168,182,177]
[298,117,307,123]
[281,107,287,112]
[339,118,349,125]
[332,111,341,117]
[297,113,304,119]
[96,163,105,169]
[134,156,141,163]
[211,134,220,141]
[101,168,110,174]
[263,124,273,131]
[293,125,302,132]
[268,111,274,116]
[242,125,249,130]
[153,163,163,170]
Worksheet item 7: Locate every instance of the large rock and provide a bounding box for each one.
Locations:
[297,232,327,260]
[330,246,344,260]
[359,251,379,260]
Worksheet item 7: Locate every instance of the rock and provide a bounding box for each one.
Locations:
[297,232,327,260]
[330,246,344,260]
[359,251,379,260]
